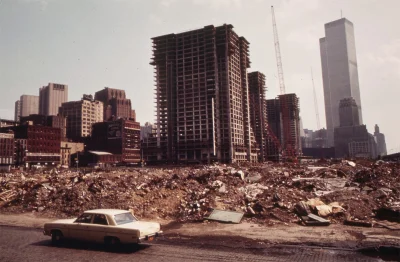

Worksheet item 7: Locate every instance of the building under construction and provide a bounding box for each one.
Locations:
[266,94,301,160]
[248,72,268,162]
[149,24,258,164]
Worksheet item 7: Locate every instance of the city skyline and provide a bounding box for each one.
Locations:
[0,0,399,152]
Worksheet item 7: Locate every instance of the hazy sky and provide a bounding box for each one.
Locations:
[1,0,399,153]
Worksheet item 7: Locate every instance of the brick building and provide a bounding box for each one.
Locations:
[0,125,61,167]
[20,114,67,141]
[60,141,84,167]
[0,133,15,168]
[94,87,135,121]
[59,95,103,141]
[0,119,18,128]
[90,119,141,164]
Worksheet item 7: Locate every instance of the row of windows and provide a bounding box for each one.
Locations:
[0,157,13,164]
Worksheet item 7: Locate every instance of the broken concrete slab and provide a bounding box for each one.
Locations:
[205,209,244,224]
[300,214,330,226]
[246,173,262,183]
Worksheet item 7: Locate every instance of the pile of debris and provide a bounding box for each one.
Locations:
[0,160,399,226]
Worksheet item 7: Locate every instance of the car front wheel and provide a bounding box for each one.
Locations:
[51,230,63,246]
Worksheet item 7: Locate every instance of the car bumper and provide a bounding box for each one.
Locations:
[43,229,51,236]
[138,230,163,243]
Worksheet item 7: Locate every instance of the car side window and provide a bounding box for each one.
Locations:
[75,213,93,223]
[93,214,108,225]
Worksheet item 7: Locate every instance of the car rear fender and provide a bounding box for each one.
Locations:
[106,229,140,244]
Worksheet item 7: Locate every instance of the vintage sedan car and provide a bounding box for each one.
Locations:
[43,209,163,245]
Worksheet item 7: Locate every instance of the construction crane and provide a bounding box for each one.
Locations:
[311,67,324,153]
[271,6,296,161]
[311,67,321,130]
[271,6,286,95]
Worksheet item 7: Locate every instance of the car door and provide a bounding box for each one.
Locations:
[69,213,93,241]
[87,214,109,242]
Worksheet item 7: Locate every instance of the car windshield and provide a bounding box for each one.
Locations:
[114,212,137,225]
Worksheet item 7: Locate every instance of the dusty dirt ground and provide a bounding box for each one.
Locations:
[1,212,398,249]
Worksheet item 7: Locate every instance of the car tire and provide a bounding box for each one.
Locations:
[51,230,63,246]
[104,237,120,250]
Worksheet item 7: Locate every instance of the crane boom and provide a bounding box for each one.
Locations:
[270,5,297,161]
[271,6,286,95]
[311,68,321,130]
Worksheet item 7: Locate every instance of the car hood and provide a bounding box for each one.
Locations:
[116,221,161,236]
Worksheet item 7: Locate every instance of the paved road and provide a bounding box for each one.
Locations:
[0,226,391,262]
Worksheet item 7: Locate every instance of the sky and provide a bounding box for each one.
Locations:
[0,0,399,153]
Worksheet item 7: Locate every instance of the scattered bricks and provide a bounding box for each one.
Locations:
[0,160,398,225]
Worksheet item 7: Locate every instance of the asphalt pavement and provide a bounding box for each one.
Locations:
[0,225,395,262]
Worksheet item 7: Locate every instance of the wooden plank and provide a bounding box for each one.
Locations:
[0,190,12,196]
[344,220,373,228]
[304,220,330,226]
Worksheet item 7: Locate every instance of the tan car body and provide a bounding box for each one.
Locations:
[43,209,162,244]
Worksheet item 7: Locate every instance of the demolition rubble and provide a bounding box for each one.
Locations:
[0,160,399,227]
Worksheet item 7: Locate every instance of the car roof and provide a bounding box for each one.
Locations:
[83,209,130,216]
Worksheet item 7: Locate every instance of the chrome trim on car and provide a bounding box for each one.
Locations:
[138,231,163,242]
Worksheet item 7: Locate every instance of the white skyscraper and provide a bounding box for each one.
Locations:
[39,83,68,116]
[320,18,363,147]
[14,95,39,121]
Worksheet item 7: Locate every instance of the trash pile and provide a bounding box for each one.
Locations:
[0,160,399,226]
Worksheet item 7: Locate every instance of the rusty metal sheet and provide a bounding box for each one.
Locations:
[206,209,244,224]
